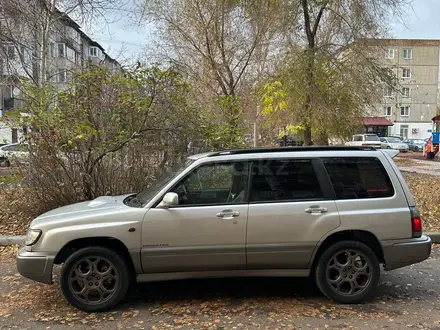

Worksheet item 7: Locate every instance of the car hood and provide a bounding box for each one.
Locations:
[31,194,134,227]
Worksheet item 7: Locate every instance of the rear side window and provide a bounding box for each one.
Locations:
[250,159,323,202]
[322,157,394,199]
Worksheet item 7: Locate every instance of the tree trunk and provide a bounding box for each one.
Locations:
[303,52,314,146]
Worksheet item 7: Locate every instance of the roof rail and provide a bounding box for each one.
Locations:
[209,146,377,156]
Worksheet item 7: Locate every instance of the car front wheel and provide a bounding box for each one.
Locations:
[314,240,380,304]
[60,246,131,312]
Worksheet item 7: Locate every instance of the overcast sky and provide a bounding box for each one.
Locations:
[87,0,440,63]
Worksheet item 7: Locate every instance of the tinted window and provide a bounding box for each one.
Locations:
[171,162,248,206]
[323,157,394,199]
[354,136,363,141]
[250,159,323,202]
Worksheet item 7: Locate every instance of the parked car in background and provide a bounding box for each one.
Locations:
[345,134,382,148]
[379,137,409,152]
[0,143,28,167]
[404,139,426,152]
[17,146,431,312]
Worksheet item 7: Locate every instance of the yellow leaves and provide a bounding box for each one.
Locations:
[402,171,440,232]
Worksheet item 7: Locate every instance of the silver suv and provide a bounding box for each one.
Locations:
[17,146,432,312]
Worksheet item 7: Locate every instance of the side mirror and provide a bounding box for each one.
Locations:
[157,192,179,209]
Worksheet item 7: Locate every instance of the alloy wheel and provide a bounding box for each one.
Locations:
[68,256,119,304]
[326,249,372,296]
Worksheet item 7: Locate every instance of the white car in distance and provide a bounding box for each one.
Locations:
[0,143,29,167]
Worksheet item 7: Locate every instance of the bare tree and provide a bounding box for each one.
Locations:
[136,0,286,146]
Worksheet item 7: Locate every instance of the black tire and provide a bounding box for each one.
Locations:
[314,240,380,304]
[60,246,131,312]
[0,157,10,167]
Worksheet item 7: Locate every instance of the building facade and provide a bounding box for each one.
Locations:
[0,8,120,144]
[368,39,440,140]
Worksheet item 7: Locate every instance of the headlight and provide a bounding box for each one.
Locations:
[25,229,42,246]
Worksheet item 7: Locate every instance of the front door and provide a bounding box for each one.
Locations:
[142,161,249,273]
[246,158,340,270]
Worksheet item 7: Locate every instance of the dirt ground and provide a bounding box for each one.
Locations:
[1,245,440,329]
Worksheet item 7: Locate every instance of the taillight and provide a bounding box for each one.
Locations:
[410,207,422,238]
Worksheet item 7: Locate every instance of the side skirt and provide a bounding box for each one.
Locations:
[136,269,310,283]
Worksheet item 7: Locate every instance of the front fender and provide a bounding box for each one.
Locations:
[32,220,142,252]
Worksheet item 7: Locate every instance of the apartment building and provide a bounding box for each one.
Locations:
[365,39,440,139]
[0,8,120,144]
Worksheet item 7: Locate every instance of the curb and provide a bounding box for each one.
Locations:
[1,233,440,247]
[0,235,25,246]
[427,232,440,244]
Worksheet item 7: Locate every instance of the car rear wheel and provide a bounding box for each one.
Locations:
[60,246,130,312]
[314,240,380,304]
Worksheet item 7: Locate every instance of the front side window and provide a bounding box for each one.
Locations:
[323,157,394,200]
[134,159,194,206]
[171,162,248,206]
[250,159,323,202]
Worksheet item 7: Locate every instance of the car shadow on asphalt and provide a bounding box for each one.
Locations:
[121,277,323,307]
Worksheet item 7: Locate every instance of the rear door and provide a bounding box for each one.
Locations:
[246,158,340,270]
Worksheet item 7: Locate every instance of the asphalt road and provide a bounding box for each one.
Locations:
[1,248,440,330]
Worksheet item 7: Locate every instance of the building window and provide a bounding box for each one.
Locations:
[57,69,67,83]
[403,48,412,59]
[402,87,410,97]
[402,68,411,78]
[6,45,15,59]
[383,86,393,98]
[89,46,99,57]
[51,43,66,57]
[385,49,394,59]
[400,106,410,117]
[383,106,392,116]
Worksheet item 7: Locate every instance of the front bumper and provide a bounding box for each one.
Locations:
[16,248,55,284]
[382,235,432,271]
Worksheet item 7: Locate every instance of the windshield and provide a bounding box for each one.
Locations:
[365,135,380,141]
[130,159,194,206]
[387,138,401,143]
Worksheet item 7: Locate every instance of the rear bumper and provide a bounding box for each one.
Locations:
[16,248,55,284]
[382,235,432,271]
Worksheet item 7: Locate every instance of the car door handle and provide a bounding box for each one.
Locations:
[216,210,240,220]
[305,206,328,214]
